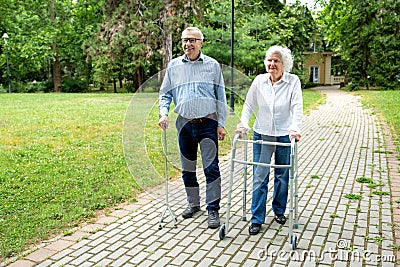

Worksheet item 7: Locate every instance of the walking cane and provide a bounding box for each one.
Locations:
[158,126,177,229]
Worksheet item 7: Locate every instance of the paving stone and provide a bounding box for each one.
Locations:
[180,261,197,267]
[316,227,328,237]
[198,257,215,266]
[50,256,74,266]
[182,242,202,254]
[35,260,53,267]
[69,252,93,266]
[44,239,75,252]
[7,260,36,267]
[86,229,106,240]
[88,250,111,264]
[164,245,185,258]
[108,247,129,260]
[226,263,241,267]
[230,250,247,263]
[312,235,326,246]
[224,243,241,255]
[129,251,150,264]
[353,235,365,248]
[151,256,174,267]
[212,254,231,266]
[188,249,207,261]
[169,252,191,265]
[366,242,380,254]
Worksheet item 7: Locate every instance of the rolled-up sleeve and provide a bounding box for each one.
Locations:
[289,77,303,133]
[238,78,258,130]
[158,68,173,117]
[215,65,227,128]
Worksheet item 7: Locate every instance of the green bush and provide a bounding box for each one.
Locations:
[124,81,137,93]
[345,83,362,91]
[0,84,6,93]
[43,80,54,93]
[304,82,319,89]
[24,82,46,93]
[2,81,47,93]
[9,81,26,93]
[60,78,88,93]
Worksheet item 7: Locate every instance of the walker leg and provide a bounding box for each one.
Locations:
[242,136,248,221]
[159,128,177,229]
[219,224,226,240]
[220,133,241,239]
[291,234,297,250]
[221,148,235,239]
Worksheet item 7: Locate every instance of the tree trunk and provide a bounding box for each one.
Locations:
[52,50,61,92]
[365,48,370,90]
[162,31,172,71]
[50,0,61,92]
[113,78,117,93]
[161,0,173,73]
[137,67,143,92]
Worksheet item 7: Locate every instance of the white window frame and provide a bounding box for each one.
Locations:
[310,66,320,83]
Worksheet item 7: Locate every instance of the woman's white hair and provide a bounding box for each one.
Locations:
[264,45,293,73]
[182,27,204,40]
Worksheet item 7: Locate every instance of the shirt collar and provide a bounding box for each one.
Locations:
[280,72,290,83]
[182,52,204,63]
[266,72,289,85]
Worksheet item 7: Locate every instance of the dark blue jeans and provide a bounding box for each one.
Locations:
[176,116,221,212]
[251,131,290,224]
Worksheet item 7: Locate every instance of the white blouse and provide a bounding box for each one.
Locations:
[238,72,303,136]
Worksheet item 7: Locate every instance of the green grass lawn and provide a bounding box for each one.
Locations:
[0,94,136,259]
[0,89,324,260]
[303,88,327,115]
[354,90,400,158]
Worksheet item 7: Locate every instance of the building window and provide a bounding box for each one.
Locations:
[310,66,319,83]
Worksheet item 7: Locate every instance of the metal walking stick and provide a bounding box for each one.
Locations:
[158,126,177,229]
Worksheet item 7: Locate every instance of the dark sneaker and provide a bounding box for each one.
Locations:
[208,211,220,229]
[249,223,261,235]
[182,205,201,219]
[275,214,286,225]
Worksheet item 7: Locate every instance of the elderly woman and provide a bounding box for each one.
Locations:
[237,45,303,235]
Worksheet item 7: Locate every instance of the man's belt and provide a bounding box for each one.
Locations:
[181,113,216,124]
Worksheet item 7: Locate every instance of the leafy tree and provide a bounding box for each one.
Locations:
[202,0,317,84]
[87,0,205,92]
[0,0,103,92]
[270,3,318,83]
[370,0,400,89]
[0,0,53,85]
[87,0,157,92]
[318,0,400,89]
[0,0,325,92]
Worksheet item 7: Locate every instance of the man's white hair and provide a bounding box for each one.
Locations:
[182,27,204,40]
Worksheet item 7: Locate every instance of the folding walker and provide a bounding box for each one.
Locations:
[218,132,299,250]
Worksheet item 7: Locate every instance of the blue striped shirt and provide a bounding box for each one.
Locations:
[158,53,227,128]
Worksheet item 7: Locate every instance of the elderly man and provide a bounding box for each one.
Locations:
[158,27,227,229]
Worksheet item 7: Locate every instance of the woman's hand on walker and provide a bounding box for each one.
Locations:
[289,131,301,142]
[235,127,247,138]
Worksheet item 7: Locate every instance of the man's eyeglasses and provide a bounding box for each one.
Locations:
[181,38,202,44]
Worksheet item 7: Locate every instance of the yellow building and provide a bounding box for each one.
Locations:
[303,51,334,85]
